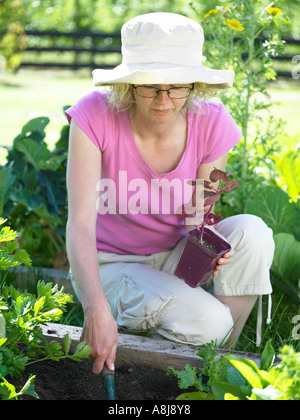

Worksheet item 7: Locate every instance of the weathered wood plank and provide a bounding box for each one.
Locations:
[41,323,262,371]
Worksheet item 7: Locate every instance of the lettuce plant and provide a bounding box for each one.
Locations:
[168,340,300,400]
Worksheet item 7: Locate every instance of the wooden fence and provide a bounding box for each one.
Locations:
[20,29,300,78]
[21,29,122,70]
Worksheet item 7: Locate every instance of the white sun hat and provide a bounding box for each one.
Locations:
[92,12,235,87]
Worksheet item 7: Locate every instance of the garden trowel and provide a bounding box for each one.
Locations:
[102,364,116,400]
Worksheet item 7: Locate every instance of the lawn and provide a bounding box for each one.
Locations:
[1,69,300,162]
[0,69,93,163]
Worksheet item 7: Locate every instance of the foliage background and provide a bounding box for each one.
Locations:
[1,0,300,34]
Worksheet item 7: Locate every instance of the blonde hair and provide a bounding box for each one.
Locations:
[102,82,229,113]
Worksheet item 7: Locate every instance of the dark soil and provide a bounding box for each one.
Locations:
[11,358,185,400]
[192,236,218,253]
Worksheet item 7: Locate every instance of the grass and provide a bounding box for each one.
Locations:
[236,288,300,354]
[1,69,300,156]
[0,68,93,163]
[267,79,300,151]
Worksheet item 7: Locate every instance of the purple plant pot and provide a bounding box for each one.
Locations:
[175,227,231,288]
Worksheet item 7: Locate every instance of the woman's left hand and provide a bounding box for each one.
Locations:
[213,248,235,275]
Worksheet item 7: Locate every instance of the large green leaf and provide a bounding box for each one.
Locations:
[13,117,49,145]
[271,233,300,283]
[212,380,247,400]
[260,340,276,371]
[245,186,299,235]
[0,167,15,215]
[14,138,51,170]
[274,151,300,202]
[10,189,43,211]
[225,355,269,389]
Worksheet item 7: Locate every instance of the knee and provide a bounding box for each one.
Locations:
[242,214,273,240]
[231,214,275,255]
[158,296,234,347]
[200,302,234,346]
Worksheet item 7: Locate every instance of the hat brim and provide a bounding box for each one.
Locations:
[92,63,234,87]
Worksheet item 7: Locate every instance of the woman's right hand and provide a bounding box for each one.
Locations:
[81,300,119,375]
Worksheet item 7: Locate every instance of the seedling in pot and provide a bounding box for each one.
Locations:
[175,168,239,288]
[189,168,239,246]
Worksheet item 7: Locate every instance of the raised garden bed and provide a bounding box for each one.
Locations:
[7,267,264,400]
[11,323,262,401]
[12,357,182,400]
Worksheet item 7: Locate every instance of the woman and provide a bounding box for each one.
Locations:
[65,12,274,375]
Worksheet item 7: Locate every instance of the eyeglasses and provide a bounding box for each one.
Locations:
[133,84,194,99]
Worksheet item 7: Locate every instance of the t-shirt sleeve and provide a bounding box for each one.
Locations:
[65,91,108,151]
[201,102,242,163]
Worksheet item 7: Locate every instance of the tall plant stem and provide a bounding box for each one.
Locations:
[242,3,256,181]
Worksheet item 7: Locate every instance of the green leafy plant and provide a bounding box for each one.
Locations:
[242,144,300,302]
[274,150,300,203]
[0,218,91,400]
[187,0,289,221]
[168,340,300,400]
[0,116,69,268]
[196,0,287,180]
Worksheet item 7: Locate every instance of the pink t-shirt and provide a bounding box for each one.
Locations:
[65,90,241,255]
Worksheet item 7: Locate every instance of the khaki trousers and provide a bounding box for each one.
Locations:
[70,214,274,346]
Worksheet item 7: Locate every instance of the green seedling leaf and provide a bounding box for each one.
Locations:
[260,340,276,371]
[167,364,204,391]
[14,295,31,317]
[18,375,39,399]
[44,340,63,357]
[0,226,19,242]
[33,296,46,318]
[38,308,63,322]
[4,241,19,253]
[12,249,32,267]
[0,255,21,270]
[0,380,17,400]
[72,341,92,360]
[196,341,217,365]
[63,334,71,355]
[12,354,30,375]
